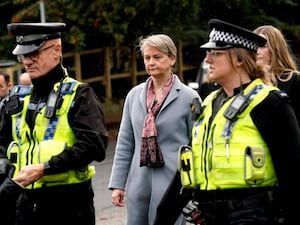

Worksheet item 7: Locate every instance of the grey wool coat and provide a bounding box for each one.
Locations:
[108,75,200,225]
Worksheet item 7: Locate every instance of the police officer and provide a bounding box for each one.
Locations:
[0,22,108,225]
[154,19,300,225]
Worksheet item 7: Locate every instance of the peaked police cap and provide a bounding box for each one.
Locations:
[200,19,266,52]
[7,22,66,55]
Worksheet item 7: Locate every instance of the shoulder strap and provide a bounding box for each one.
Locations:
[11,85,32,97]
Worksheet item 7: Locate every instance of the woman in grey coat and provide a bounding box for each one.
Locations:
[108,34,200,225]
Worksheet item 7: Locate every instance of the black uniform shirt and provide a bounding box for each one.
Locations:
[277,72,300,128]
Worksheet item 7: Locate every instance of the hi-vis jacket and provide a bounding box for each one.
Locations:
[7,77,95,189]
[183,79,279,190]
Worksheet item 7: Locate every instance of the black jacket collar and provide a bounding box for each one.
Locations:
[31,64,65,97]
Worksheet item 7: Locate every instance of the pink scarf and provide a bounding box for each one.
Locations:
[140,74,175,167]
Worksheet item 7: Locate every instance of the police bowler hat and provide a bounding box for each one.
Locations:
[200,19,266,52]
[7,22,66,55]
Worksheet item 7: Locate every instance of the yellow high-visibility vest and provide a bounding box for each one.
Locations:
[7,77,95,189]
[182,79,278,190]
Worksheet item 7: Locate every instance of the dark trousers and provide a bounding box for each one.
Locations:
[0,178,23,225]
[195,190,284,225]
[0,198,17,225]
[154,172,286,225]
[15,180,95,225]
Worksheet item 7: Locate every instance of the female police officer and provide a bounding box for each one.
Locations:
[154,19,300,225]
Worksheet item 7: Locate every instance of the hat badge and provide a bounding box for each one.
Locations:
[16,35,24,44]
[209,28,215,40]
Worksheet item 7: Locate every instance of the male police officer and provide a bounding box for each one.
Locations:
[0,22,108,225]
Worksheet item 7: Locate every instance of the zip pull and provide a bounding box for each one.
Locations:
[225,136,230,162]
[223,120,234,162]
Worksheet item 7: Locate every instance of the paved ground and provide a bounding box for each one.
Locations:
[96,206,126,225]
[92,139,127,225]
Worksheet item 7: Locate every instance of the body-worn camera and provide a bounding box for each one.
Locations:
[182,200,205,225]
[223,93,248,121]
[5,95,23,115]
[5,85,32,115]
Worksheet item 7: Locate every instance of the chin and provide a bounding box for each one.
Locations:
[256,61,263,67]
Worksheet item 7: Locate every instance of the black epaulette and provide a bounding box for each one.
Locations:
[272,90,289,99]
[190,97,203,121]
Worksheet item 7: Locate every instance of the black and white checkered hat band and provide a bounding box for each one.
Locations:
[210,28,259,51]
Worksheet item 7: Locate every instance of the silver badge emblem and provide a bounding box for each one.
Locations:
[16,35,24,44]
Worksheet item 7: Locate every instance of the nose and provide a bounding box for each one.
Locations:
[204,55,212,64]
[22,57,34,66]
[148,57,155,64]
[256,47,262,54]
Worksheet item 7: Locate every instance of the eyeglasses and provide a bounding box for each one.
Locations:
[206,50,227,61]
[17,44,56,63]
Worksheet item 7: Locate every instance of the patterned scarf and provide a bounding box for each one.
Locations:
[140,74,175,167]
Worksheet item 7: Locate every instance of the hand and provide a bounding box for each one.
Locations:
[112,188,125,207]
[13,164,44,187]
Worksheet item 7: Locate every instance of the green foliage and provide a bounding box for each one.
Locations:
[0,0,300,61]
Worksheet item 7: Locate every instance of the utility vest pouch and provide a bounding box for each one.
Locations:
[7,141,20,177]
[244,146,266,185]
[37,140,68,183]
[178,145,196,188]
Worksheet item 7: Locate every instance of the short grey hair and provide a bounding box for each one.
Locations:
[139,34,177,58]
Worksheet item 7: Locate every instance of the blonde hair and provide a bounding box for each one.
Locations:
[254,25,298,82]
[139,34,177,58]
[227,48,275,86]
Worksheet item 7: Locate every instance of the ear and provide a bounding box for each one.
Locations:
[169,54,176,66]
[237,54,243,62]
[54,44,62,59]
[235,55,243,67]
[8,82,12,89]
